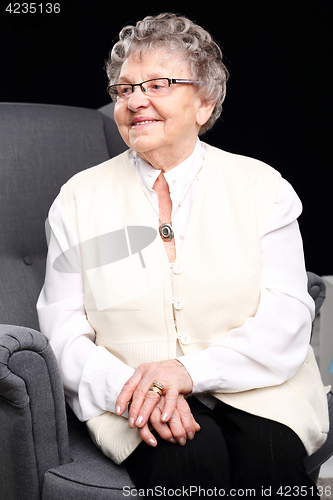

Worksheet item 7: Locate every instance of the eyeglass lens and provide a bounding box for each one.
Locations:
[109,79,171,100]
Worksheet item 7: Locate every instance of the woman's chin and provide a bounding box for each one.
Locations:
[128,136,158,155]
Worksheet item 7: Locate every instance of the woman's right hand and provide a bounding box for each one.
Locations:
[137,395,201,447]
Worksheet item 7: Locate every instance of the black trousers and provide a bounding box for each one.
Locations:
[124,397,319,499]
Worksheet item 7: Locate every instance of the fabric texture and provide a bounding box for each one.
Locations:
[42,407,134,500]
[0,325,70,499]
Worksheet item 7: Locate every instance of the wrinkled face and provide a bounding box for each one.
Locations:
[113,49,213,169]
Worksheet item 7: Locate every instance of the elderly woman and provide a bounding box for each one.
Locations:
[37,13,328,498]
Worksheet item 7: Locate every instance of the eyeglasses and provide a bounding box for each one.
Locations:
[107,78,197,102]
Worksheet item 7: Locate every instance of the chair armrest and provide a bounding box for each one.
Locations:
[307,271,326,317]
[0,324,71,500]
[307,271,326,342]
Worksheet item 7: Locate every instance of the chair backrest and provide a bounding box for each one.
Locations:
[0,102,126,330]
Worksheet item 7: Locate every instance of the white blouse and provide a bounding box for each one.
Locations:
[37,140,315,421]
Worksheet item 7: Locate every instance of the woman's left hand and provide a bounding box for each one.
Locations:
[115,359,193,430]
[138,394,201,446]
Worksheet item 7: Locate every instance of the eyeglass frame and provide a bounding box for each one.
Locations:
[107,78,197,102]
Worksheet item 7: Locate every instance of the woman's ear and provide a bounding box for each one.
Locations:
[196,101,216,126]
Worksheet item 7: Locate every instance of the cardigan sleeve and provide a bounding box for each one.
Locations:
[177,177,316,394]
[37,196,135,421]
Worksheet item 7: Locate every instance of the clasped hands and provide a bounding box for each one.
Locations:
[115,359,200,447]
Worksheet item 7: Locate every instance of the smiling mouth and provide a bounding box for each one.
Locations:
[131,120,159,127]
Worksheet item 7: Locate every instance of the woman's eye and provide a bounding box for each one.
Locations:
[121,87,132,96]
[148,80,168,93]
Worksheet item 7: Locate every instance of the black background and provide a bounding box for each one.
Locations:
[1,0,331,275]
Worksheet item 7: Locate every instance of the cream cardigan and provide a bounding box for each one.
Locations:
[59,144,329,464]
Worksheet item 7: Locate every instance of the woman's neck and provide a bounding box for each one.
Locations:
[137,138,198,173]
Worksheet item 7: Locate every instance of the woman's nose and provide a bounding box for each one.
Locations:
[127,86,150,111]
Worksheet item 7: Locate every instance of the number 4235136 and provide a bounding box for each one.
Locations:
[5,3,60,13]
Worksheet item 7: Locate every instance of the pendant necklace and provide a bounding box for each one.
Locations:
[159,220,174,242]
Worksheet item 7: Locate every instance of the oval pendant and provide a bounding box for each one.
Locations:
[159,223,174,242]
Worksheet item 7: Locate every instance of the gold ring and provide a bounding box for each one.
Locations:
[148,381,164,397]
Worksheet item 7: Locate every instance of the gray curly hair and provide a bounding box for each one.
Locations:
[105,13,229,134]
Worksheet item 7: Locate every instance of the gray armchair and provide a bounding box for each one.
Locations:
[0,102,331,499]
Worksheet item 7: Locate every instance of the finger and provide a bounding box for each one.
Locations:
[166,408,187,446]
[176,397,200,440]
[127,383,153,428]
[116,369,143,416]
[132,386,179,428]
[159,388,179,423]
[194,420,201,432]
[149,405,176,443]
[131,388,162,428]
[138,422,158,447]
[125,367,163,424]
